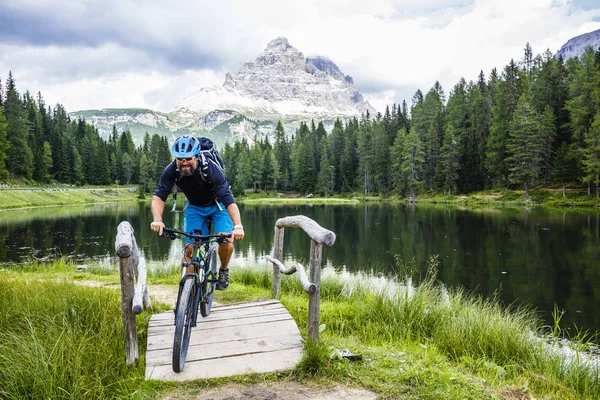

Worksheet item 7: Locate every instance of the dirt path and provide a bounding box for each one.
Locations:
[162,382,378,400]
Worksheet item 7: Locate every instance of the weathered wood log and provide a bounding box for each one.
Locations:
[119,256,138,366]
[307,241,322,343]
[269,215,335,345]
[267,257,316,294]
[271,226,285,298]
[115,221,135,258]
[275,216,336,247]
[132,258,150,314]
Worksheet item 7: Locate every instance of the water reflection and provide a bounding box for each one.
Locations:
[1,202,599,334]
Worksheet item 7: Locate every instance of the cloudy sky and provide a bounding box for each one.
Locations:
[1,0,599,114]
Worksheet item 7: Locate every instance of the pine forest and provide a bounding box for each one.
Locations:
[1,44,600,200]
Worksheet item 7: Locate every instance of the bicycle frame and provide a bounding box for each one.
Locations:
[175,239,211,327]
[163,226,230,326]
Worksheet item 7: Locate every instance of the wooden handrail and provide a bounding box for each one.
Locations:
[269,215,336,344]
[115,221,152,367]
[266,257,316,294]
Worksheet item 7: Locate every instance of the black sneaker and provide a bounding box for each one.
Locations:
[216,268,229,290]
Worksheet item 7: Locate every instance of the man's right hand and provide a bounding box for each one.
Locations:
[151,220,165,236]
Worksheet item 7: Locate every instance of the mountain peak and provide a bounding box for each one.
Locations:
[557,28,600,60]
[266,36,292,51]
[174,37,375,122]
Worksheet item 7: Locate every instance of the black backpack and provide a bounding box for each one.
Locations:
[197,137,225,183]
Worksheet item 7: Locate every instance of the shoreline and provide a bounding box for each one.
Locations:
[1,186,599,210]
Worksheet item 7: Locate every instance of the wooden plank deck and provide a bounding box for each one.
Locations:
[145,300,304,381]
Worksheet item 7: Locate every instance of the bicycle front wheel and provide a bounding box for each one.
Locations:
[172,278,196,372]
[200,246,217,317]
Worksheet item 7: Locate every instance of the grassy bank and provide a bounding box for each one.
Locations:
[240,186,600,207]
[2,184,599,210]
[0,187,140,210]
[1,260,598,399]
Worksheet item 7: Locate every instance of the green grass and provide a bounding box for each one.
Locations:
[0,187,140,210]
[1,260,598,399]
[0,277,146,399]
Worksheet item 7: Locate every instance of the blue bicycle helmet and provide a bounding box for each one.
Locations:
[171,135,200,158]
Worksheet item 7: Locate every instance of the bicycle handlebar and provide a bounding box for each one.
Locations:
[160,227,231,243]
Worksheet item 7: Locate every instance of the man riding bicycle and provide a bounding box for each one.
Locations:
[150,135,244,290]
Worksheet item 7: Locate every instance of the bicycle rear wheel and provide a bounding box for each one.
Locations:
[200,246,217,317]
[172,278,196,372]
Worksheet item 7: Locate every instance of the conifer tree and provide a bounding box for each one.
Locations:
[273,121,290,190]
[357,119,374,194]
[4,72,34,179]
[506,94,544,201]
[486,60,523,186]
[443,78,470,192]
[464,74,491,191]
[138,153,153,193]
[121,152,134,184]
[290,122,315,193]
[539,105,557,184]
[566,48,600,147]
[234,143,252,195]
[401,127,425,202]
[0,105,8,180]
[340,118,359,191]
[39,141,52,183]
[316,139,333,197]
[582,111,600,198]
[71,147,84,185]
[328,119,345,191]
[436,129,461,194]
[390,127,407,194]
[553,142,579,198]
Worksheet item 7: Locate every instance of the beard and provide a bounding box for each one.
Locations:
[179,163,197,177]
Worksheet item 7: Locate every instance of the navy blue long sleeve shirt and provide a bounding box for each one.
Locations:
[153,160,235,208]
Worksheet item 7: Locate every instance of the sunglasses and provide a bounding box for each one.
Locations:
[176,157,195,162]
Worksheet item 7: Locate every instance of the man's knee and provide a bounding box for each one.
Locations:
[184,243,194,258]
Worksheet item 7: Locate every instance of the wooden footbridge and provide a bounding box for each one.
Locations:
[145,300,303,380]
[115,216,336,381]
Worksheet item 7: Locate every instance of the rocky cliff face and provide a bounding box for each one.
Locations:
[557,28,600,60]
[70,37,376,146]
[171,36,375,124]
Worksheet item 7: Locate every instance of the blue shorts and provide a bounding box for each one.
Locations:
[183,203,234,244]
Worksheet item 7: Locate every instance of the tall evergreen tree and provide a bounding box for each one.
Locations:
[486,60,523,186]
[0,105,8,180]
[4,72,34,179]
[539,105,557,184]
[506,94,544,201]
[390,127,407,195]
[328,119,345,191]
[401,127,425,202]
[290,122,315,193]
[316,139,333,197]
[566,48,600,147]
[464,74,491,191]
[582,111,600,198]
[553,142,580,197]
[273,121,290,190]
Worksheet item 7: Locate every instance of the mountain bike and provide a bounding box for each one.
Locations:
[161,224,231,373]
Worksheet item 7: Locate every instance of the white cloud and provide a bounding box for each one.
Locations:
[1,0,599,113]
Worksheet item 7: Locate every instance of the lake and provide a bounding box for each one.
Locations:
[1,201,599,334]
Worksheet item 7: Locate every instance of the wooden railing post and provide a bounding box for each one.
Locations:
[308,240,322,343]
[118,254,138,366]
[115,221,152,367]
[268,215,335,345]
[272,226,284,298]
